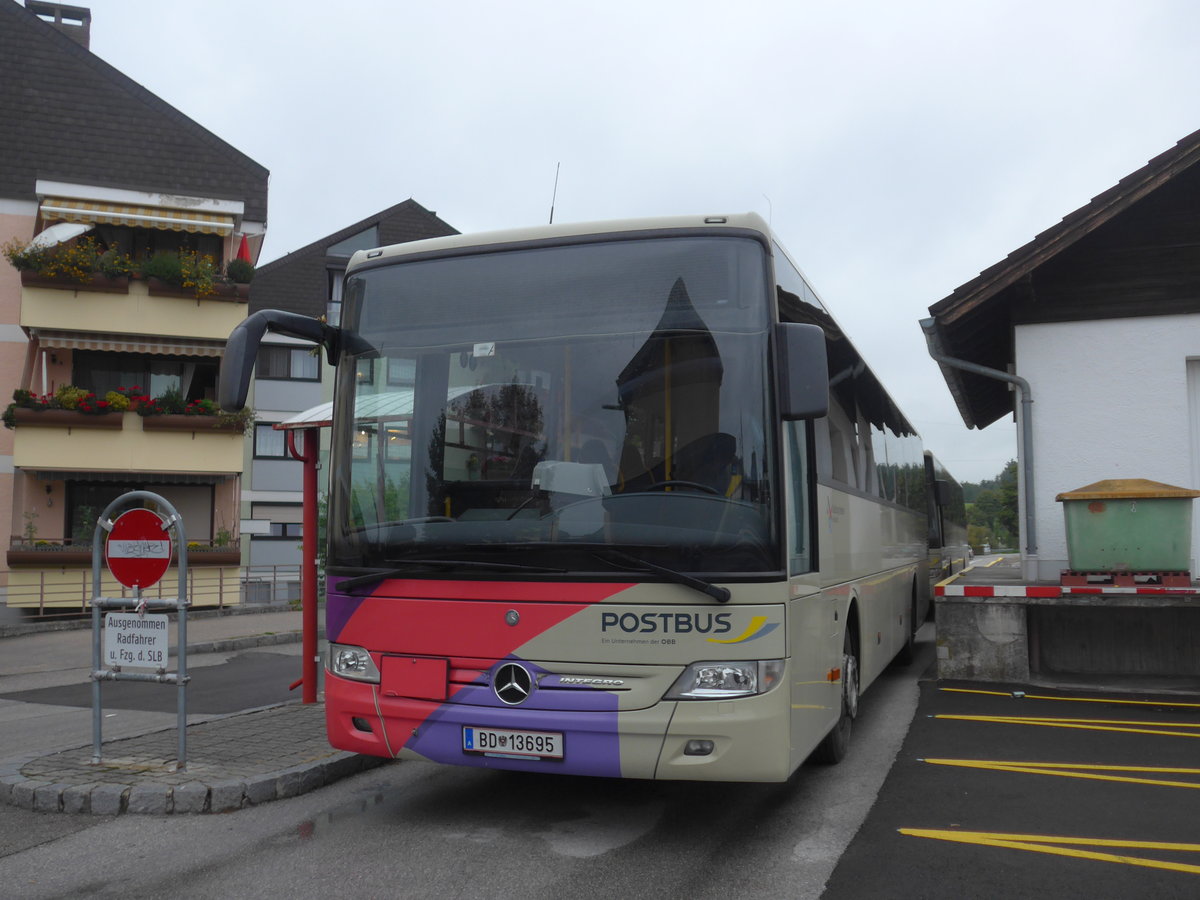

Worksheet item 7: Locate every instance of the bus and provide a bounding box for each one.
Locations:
[220,213,935,782]
[925,451,970,589]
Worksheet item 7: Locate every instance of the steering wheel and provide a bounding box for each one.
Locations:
[643,479,720,495]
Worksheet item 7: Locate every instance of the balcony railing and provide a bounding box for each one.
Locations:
[1,564,302,619]
[7,536,241,566]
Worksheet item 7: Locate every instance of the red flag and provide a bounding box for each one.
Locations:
[236,234,252,263]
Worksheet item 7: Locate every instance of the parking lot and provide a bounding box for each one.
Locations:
[823,678,1200,899]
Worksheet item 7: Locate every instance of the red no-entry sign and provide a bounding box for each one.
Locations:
[105,508,173,589]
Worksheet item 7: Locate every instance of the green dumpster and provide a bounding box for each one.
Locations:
[1056,479,1200,573]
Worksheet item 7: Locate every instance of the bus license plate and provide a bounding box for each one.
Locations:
[463,726,563,759]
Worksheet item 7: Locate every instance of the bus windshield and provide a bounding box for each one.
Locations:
[328,235,779,575]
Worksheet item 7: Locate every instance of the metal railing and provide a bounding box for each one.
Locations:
[2,564,303,619]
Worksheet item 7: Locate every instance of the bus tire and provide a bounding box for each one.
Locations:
[811,628,858,764]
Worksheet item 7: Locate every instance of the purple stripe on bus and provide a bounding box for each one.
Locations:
[406,658,622,777]
[325,588,365,644]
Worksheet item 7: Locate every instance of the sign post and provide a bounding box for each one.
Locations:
[90,491,190,771]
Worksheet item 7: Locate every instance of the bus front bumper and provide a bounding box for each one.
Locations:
[326,673,794,782]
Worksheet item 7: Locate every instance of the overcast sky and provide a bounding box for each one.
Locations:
[76,0,1200,483]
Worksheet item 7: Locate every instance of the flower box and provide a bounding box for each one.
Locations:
[9,407,123,429]
[140,413,247,434]
[146,277,248,302]
[20,270,130,294]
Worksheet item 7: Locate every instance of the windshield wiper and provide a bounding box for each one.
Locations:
[339,559,567,594]
[590,549,731,603]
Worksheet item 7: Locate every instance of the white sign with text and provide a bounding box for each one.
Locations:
[104,612,169,669]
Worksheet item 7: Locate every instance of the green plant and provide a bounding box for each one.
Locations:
[2,237,50,272]
[140,251,183,286]
[178,249,217,298]
[104,390,131,411]
[155,385,186,414]
[185,398,218,416]
[225,258,255,284]
[54,384,90,410]
[216,405,256,433]
[214,525,234,548]
[97,248,135,279]
[22,509,38,543]
[40,236,104,283]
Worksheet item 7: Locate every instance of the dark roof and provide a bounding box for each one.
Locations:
[925,127,1200,429]
[250,200,458,318]
[0,1,268,221]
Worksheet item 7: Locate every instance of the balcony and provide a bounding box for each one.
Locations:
[11,410,247,475]
[20,273,247,343]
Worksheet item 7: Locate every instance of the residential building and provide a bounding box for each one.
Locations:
[923,126,1200,582]
[0,1,269,607]
[244,201,456,574]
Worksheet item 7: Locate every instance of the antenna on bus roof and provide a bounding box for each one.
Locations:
[549,162,561,224]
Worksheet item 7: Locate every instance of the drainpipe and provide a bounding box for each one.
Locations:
[920,318,1038,580]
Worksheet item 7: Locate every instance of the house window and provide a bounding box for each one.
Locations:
[269,522,303,538]
[257,346,319,381]
[73,352,219,403]
[92,224,223,267]
[327,268,344,326]
[254,424,288,458]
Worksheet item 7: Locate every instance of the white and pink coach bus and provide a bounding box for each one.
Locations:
[220,213,937,781]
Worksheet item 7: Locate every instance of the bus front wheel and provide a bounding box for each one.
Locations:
[811,629,858,764]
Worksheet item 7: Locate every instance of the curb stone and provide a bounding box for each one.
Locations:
[90,783,127,816]
[208,779,246,813]
[172,781,208,814]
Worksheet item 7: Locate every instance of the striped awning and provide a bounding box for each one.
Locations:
[31,329,226,357]
[39,197,235,236]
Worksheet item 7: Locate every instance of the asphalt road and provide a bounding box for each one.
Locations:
[824,680,1200,899]
[1,631,930,899]
[0,650,312,715]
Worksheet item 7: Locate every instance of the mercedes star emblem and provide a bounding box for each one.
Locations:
[493,662,533,705]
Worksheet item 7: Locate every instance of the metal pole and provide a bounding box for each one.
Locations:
[287,427,320,704]
[175,512,188,772]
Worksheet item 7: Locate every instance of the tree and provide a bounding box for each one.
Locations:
[965,460,1019,549]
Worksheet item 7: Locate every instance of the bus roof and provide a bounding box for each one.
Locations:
[345,212,773,272]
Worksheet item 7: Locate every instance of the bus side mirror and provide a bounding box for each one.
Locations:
[775,322,829,420]
[219,309,336,412]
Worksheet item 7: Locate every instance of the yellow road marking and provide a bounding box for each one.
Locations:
[936,713,1200,738]
[900,829,1200,876]
[922,758,1200,790]
[941,687,1200,710]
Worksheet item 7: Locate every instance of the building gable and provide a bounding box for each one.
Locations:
[0,1,268,220]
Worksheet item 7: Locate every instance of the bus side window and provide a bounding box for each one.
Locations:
[825,398,858,491]
[813,416,833,480]
[788,420,813,574]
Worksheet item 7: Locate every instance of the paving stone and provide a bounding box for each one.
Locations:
[171,782,209,814]
[126,784,169,815]
[90,783,128,816]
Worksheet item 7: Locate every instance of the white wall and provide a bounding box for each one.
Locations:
[1016,314,1200,580]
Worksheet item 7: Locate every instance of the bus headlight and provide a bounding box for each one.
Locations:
[327,643,381,683]
[665,660,785,700]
